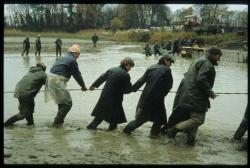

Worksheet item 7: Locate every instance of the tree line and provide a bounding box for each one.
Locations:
[4,4,247,33]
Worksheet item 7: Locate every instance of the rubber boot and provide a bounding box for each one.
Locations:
[26,115,34,126]
[86,117,102,130]
[166,127,179,139]
[108,123,117,131]
[53,104,72,128]
[4,115,22,127]
[233,121,247,140]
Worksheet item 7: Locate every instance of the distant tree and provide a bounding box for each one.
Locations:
[110,17,122,33]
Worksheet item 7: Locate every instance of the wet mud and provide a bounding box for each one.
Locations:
[4,37,248,164]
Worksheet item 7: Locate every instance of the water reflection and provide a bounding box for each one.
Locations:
[22,56,30,68]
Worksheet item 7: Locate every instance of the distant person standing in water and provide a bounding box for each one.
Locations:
[92,33,99,47]
[22,36,30,57]
[35,35,41,56]
[55,38,62,58]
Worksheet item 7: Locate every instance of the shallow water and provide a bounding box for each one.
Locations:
[4,39,248,164]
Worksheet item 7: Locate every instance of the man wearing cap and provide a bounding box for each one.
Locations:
[161,46,222,145]
[123,54,174,138]
[4,63,47,126]
[87,57,134,131]
[35,35,41,56]
[46,44,87,127]
[21,36,30,57]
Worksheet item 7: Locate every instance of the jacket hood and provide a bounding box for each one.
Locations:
[29,66,44,72]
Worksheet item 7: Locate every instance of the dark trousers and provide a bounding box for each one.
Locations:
[124,119,162,136]
[4,97,34,126]
[87,117,118,130]
[35,48,41,56]
[22,48,29,56]
[56,47,62,57]
[53,103,72,124]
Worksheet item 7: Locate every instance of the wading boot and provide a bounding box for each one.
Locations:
[108,123,117,131]
[86,117,102,130]
[166,127,179,139]
[4,115,20,127]
[26,115,34,126]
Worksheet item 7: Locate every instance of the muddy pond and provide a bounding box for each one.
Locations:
[3,37,248,164]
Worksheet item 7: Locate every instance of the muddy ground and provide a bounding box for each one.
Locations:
[3,37,248,165]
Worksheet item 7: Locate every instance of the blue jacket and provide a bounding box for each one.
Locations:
[50,52,85,87]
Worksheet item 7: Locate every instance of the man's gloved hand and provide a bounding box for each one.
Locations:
[209,91,218,99]
[81,85,87,91]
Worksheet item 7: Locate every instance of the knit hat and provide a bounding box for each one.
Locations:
[68,44,80,54]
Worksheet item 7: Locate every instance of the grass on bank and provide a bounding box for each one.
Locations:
[4,28,247,47]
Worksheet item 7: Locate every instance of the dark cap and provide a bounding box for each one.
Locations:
[208,46,222,56]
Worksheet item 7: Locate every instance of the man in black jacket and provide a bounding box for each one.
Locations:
[123,54,174,138]
[4,63,47,126]
[92,33,99,47]
[46,44,87,128]
[35,35,41,56]
[21,36,30,57]
[87,57,134,131]
[161,46,222,145]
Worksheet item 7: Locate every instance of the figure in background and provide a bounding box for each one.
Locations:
[35,35,41,56]
[22,36,30,57]
[4,63,47,126]
[144,44,152,57]
[154,43,161,56]
[55,38,62,58]
[92,33,99,47]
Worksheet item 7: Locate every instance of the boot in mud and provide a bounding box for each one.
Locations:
[108,123,117,131]
[166,127,179,139]
[26,115,34,126]
[4,115,23,127]
[87,117,102,130]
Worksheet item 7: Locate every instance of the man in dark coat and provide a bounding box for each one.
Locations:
[144,43,152,57]
[154,43,161,56]
[46,44,87,128]
[35,35,41,56]
[21,36,30,57]
[4,63,47,126]
[92,33,99,47]
[87,57,135,131]
[123,54,174,138]
[55,38,62,58]
[161,46,222,145]
[172,39,180,56]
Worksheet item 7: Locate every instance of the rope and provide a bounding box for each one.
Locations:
[3,88,248,95]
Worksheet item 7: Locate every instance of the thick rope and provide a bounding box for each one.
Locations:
[3,88,248,95]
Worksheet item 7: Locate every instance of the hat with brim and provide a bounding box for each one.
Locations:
[68,44,80,54]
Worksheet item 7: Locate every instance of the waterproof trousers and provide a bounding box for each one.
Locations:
[4,97,34,126]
